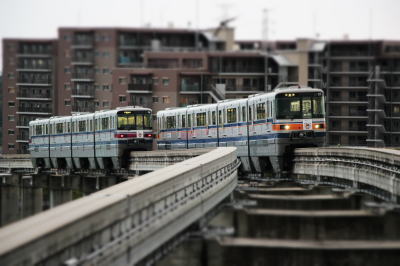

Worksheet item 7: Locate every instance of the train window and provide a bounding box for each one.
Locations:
[182,115,186,128]
[227,108,237,123]
[166,116,175,129]
[35,125,42,136]
[79,120,86,132]
[256,103,266,120]
[89,120,93,131]
[196,112,206,127]
[49,124,53,135]
[101,117,109,130]
[188,114,192,128]
[67,122,71,133]
[137,115,144,129]
[212,111,216,125]
[218,110,222,125]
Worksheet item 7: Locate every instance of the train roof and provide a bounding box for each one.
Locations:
[157,87,324,115]
[29,106,152,126]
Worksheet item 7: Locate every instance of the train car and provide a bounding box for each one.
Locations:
[157,87,326,175]
[29,106,153,170]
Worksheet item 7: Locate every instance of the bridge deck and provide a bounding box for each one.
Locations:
[245,209,377,217]
[218,237,400,250]
[248,194,349,201]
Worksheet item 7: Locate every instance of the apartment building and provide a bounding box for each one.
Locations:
[1,27,229,154]
[307,40,400,147]
[2,39,57,154]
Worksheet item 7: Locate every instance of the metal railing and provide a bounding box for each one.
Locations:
[127,84,152,91]
[17,106,52,113]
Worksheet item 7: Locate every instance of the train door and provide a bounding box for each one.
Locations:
[187,110,194,148]
[207,105,218,147]
[238,101,248,144]
[266,100,272,133]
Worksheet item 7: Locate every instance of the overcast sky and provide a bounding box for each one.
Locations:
[1,0,400,71]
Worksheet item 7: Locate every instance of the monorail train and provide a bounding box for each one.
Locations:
[157,87,326,175]
[29,107,153,170]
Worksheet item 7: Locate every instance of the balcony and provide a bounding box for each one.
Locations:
[17,106,52,114]
[71,56,94,65]
[226,86,264,93]
[181,84,200,92]
[17,91,51,100]
[71,87,95,98]
[72,106,95,113]
[72,103,95,113]
[17,63,52,72]
[17,133,29,143]
[127,84,152,93]
[17,47,52,58]
[71,38,94,49]
[71,73,95,81]
[17,77,52,86]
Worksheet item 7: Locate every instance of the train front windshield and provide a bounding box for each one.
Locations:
[275,92,325,119]
[117,111,152,130]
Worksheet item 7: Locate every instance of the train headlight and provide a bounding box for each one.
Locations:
[315,124,320,129]
[284,125,290,130]
[313,124,324,129]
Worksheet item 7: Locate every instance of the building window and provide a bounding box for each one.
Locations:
[103,85,110,90]
[153,78,159,85]
[95,101,100,107]
[8,143,15,150]
[95,84,100,90]
[8,115,15,121]
[8,73,14,79]
[118,77,127,85]
[152,96,159,103]
[162,78,170,87]
[64,83,71,90]
[119,96,126,102]
[64,67,70,73]
[162,96,171,104]
[63,34,71,41]
[102,68,109,74]
[95,50,100,56]
[103,51,110,56]
[8,87,15,94]
[64,100,71,106]
[103,101,110,107]
[8,129,15,135]
[95,68,100,74]
[8,101,15,107]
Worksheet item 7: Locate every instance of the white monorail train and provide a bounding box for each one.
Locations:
[157,87,326,174]
[29,107,153,170]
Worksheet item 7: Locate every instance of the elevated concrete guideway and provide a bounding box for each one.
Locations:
[0,147,240,266]
[293,147,400,203]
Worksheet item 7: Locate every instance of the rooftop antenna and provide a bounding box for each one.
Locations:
[218,3,233,22]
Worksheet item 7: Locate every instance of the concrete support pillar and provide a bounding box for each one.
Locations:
[49,189,72,208]
[0,174,20,226]
[48,175,73,208]
[20,175,43,218]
